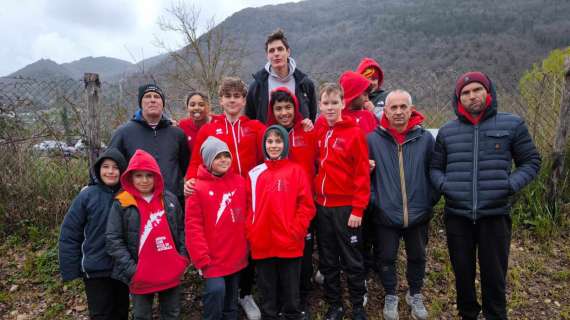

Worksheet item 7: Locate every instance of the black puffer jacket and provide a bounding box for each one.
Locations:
[368,125,439,228]
[245,67,317,123]
[430,78,541,220]
[59,148,127,281]
[109,110,189,198]
[105,190,187,285]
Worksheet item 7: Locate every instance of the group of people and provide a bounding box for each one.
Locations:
[59,29,541,320]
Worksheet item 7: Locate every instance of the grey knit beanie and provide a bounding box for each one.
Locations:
[200,136,231,170]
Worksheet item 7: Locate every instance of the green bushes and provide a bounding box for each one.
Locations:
[0,145,88,238]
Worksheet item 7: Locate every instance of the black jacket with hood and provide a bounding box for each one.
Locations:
[367,118,439,228]
[246,61,317,124]
[430,77,541,221]
[58,148,127,281]
[109,110,190,198]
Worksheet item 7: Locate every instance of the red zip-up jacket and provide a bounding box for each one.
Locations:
[185,165,248,278]
[178,117,210,153]
[246,159,316,260]
[266,87,318,183]
[314,115,370,217]
[342,108,379,135]
[186,115,266,179]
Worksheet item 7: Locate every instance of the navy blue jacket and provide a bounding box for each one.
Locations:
[368,125,439,228]
[109,110,190,198]
[430,78,541,220]
[59,148,126,281]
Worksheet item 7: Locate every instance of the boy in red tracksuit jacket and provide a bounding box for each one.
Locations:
[339,70,379,135]
[266,87,317,315]
[106,149,189,320]
[184,77,265,320]
[246,125,316,320]
[314,83,370,320]
[186,136,248,320]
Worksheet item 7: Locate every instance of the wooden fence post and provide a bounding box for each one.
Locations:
[84,73,101,169]
[548,57,570,208]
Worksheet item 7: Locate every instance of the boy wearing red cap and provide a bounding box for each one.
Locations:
[356,57,388,119]
[338,70,379,135]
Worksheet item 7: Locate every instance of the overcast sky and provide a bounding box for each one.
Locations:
[0,0,299,76]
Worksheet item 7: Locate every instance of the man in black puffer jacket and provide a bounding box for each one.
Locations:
[368,90,439,320]
[430,71,541,320]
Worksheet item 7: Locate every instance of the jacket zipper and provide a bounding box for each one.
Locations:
[228,119,243,175]
[320,129,334,206]
[81,228,89,278]
[472,125,479,223]
[397,144,409,228]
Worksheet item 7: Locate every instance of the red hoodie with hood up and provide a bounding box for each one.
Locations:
[266,87,318,181]
[119,149,189,294]
[186,115,266,179]
[314,115,370,217]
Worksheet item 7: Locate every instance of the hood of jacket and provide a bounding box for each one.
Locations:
[356,57,384,89]
[263,125,290,160]
[264,57,297,82]
[380,110,425,142]
[120,149,164,199]
[90,148,127,189]
[266,87,304,128]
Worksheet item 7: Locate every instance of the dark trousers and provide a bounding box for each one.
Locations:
[239,257,255,297]
[203,272,240,320]
[445,214,512,320]
[132,285,182,320]
[83,277,129,320]
[361,205,377,276]
[316,205,366,307]
[373,223,428,295]
[300,221,315,307]
[256,257,303,320]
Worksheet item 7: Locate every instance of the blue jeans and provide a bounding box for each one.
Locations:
[203,272,240,320]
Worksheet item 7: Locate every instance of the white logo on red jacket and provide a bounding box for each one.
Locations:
[216,190,236,224]
[139,210,165,254]
[155,236,173,252]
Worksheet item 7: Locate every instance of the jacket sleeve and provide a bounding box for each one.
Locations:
[173,195,188,259]
[58,192,87,281]
[178,131,190,178]
[245,80,258,120]
[256,122,267,164]
[430,130,447,193]
[186,125,209,179]
[290,168,316,241]
[509,120,541,193]
[305,80,317,123]
[185,192,211,270]
[424,133,441,205]
[109,129,126,158]
[105,201,137,281]
[350,132,371,217]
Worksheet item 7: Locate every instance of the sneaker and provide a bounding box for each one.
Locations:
[352,307,368,320]
[325,304,344,320]
[301,310,311,320]
[405,291,428,320]
[383,295,399,320]
[239,294,261,320]
[314,270,325,285]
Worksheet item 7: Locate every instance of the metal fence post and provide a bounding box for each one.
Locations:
[84,73,101,169]
[548,57,570,207]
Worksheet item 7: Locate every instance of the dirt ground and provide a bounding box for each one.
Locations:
[1,226,568,319]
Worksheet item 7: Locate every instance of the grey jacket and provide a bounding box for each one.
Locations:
[430,78,541,221]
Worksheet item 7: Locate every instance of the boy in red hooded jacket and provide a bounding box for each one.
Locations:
[186,136,248,320]
[314,83,370,320]
[246,125,315,320]
[106,149,189,320]
[266,87,318,315]
[338,70,379,135]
